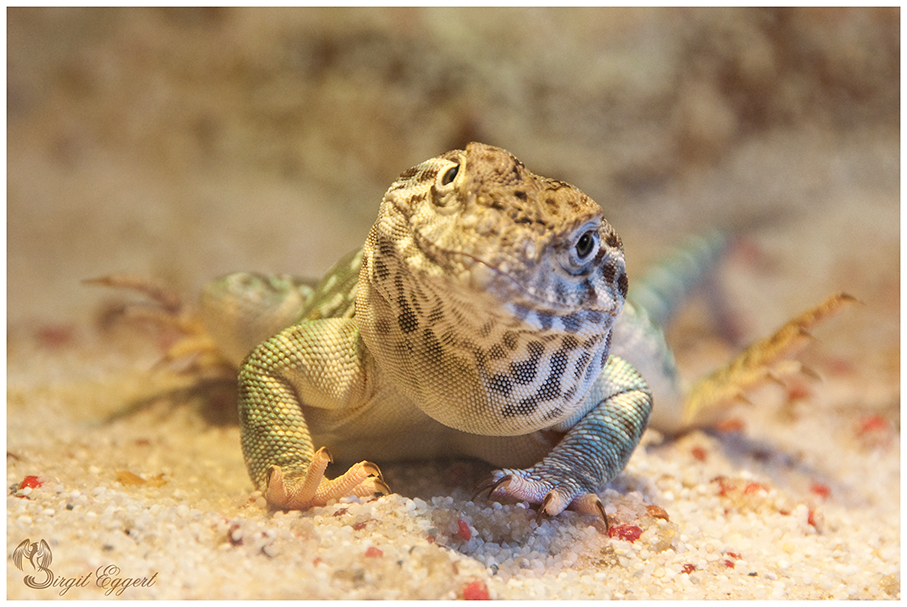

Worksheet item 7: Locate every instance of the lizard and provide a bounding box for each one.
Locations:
[90,142,851,523]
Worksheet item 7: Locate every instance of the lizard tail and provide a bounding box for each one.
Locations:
[627,229,732,329]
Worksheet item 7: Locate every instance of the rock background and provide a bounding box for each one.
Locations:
[8,7,898,323]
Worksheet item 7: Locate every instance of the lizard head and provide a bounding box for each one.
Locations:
[357,142,628,436]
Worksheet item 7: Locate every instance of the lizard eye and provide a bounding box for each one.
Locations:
[440,164,459,186]
[562,225,601,274]
[432,160,461,209]
[575,231,597,259]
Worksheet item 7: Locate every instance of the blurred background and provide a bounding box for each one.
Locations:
[7,7,899,349]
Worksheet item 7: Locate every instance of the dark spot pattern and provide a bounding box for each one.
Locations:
[378,238,396,259]
[584,349,606,382]
[509,341,544,384]
[554,282,567,303]
[574,351,591,379]
[374,256,390,281]
[490,373,513,396]
[536,350,567,400]
[563,383,577,401]
[617,272,629,299]
[423,327,444,362]
[543,406,565,422]
[479,320,495,338]
[488,343,506,360]
[427,305,445,323]
[397,297,419,333]
[562,313,582,333]
[502,398,538,418]
[408,192,427,206]
[579,282,597,306]
[398,166,420,181]
[471,343,487,367]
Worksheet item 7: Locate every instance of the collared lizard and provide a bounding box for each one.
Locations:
[93,142,850,523]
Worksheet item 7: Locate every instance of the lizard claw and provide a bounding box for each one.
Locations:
[477,469,608,524]
[570,493,610,531]
[371,479,392,498]
[536,493,555,524]
[263,448,390,510]
[360,461,385,482]
[535,491,609,529]
[473,473,513,501]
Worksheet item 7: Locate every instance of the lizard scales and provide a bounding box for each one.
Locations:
[194,141,848,520]
[215,142,651,519]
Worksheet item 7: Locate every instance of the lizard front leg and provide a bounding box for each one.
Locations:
[238,318,388,510]
[480,356,652,523]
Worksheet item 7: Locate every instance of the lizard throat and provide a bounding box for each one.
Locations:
[357,244,616,436]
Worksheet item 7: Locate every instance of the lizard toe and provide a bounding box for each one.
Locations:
[360,461,385,482]
[682,292,856,427]
[263,449,390,510]
[535,491,608,528]
[479,468,603,520]
[84,274,229,373]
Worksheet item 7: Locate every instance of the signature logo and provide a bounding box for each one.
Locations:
[12,538,158,596]
[12,539,53,589]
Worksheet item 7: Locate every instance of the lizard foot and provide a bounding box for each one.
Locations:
[85,274,228,373]
[264,447,390,510]
[477,470,609,528]
[682,292,857,426]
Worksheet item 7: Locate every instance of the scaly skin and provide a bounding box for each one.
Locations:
[96,142,851,523]
[225,142,649,519]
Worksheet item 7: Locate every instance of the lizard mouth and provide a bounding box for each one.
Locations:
[412,233,582,315]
